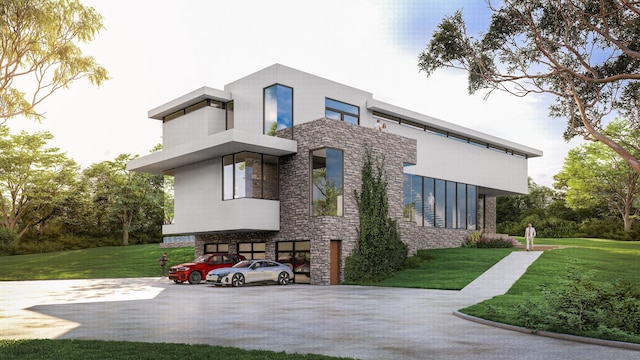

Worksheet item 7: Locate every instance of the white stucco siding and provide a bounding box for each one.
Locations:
[224,64,374,134]
[171,159,220,232]
[163,107,226,149]
[413,133,528,194]
[166,158,280,235]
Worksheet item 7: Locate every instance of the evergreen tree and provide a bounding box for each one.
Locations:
[344,147,407,282]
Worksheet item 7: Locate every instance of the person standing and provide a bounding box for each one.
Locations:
[374,119,383,131]
[525,223,536,251]
[159,252,168,278]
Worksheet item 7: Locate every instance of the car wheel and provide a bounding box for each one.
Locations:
[278,272,290,285]
[188,271,202,284]
[231,273,244,287]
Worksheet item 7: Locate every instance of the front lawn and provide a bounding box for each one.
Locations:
[348,247,517,289]
[0,244,195,280]
[461,237,640,344]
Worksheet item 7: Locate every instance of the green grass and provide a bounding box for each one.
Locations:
[0,339,349,360]
[352,247,517,289]
[0,244,195,280]
[461,237,640,343]
[2,238,640,349]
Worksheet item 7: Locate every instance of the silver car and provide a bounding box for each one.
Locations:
[206,260,294,287]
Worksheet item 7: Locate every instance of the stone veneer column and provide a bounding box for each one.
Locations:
[484,196,497,234]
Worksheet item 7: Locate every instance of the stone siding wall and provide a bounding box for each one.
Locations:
[484,196,497,234]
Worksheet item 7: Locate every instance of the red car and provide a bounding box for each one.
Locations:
[169,253,245,284]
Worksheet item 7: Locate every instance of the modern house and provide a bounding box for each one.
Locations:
[128,64,542,285]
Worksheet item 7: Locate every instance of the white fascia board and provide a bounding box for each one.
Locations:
[127,129,297,174]
[148,86,232,120]
[367,99,543,158]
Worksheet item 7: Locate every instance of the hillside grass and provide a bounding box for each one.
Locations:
[0,244,195,280]
[2,238,640,347]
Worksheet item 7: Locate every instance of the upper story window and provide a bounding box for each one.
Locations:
[311,148,344,216]
[325,98,359,125]
[163,99,226,122]
[223,152,279,200]
[264,84,293,136]
[226,101,234,129]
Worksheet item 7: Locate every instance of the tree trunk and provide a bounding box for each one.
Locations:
[122,212,132,246]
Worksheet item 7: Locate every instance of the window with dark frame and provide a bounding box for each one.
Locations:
[264,84,293,136]
[223,152,278,200]
[325,98,359,125]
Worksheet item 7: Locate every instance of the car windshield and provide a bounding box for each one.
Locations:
[232,260,253,268]
[193,255,209,263]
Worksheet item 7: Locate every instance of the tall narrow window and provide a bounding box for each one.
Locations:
[226,101,234,129]
[311,148,343,216]
[264,84,293,136]
[423,177,435,227]
[457,183,467,229]
[446,181,457,228]
[325,98,359,125]
[234,152,262,199]
[223,155,234,200]
[435,179,446,227]
[467,185,477,230]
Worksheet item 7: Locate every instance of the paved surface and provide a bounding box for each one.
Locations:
[1,251,638,359]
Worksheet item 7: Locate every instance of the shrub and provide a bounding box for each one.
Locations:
[344,147,407,283]
[515,261,640,338]
[463,232,519,248]
[0,228,18,255]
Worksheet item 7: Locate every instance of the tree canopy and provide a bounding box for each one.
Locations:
[555,119,640,231]
[0,128,79,238]
[0,0,108,125]
[418,0,640,174]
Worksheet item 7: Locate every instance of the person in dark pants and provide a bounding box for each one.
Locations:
[159,253,168,278]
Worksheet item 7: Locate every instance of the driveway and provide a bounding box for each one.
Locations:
[0,276,638,360]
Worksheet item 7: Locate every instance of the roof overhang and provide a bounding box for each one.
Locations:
[148,86,232,120]
[367,99,543,158]
[127,129,297,174]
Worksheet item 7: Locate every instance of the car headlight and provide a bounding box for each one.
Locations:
[176,267,189,271]
[212,272,229,278]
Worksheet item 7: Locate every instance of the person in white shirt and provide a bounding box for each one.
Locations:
[374,119,382,131]
[525,223,536,251]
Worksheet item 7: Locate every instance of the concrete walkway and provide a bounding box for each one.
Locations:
[460,250,543,300]
[1,250,638,360]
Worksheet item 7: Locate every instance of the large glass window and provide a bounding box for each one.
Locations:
[423,177,435,227]
[435,179,446,228]
[467,185,477,230]
[403,171,478,230]
[223,152,278,200]
[403,173,422,225]
[264,84,293,136]
[325,98,359,125]
[446,181,457,228]
[457,183,467,229]
[311,148,344,216]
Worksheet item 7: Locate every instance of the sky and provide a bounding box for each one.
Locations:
[10,0,585,188]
